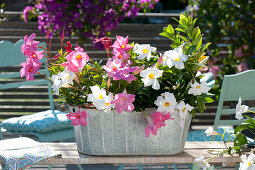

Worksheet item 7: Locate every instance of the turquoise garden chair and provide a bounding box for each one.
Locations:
[187,70,255,141]
[0,40,74,142]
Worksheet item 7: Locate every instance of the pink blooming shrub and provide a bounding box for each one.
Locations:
[112,48,130,60]
[111,35,132,52]
[144,112,173,138]
[61,46,89,72]
[66,110,88,126]
[111,92,135,114]
[20,58,41,80]
[21,33,39,57]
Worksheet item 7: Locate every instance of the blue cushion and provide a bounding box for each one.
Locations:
[1,110,73,133]
[187,128,233,141]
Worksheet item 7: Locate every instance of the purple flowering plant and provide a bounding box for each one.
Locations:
[23,0,158,47]
[20,13,213,137]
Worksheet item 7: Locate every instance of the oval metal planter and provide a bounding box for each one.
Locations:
[69,106,191,156]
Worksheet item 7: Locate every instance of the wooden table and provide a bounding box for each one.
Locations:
[42,142,242,166]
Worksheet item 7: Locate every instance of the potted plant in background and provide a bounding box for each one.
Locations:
[22,0,159,48]
[19,12,213,155]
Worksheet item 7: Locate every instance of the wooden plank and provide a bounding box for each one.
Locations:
[43,141,229,150]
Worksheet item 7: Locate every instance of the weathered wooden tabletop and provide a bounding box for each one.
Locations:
[42,142,242,165]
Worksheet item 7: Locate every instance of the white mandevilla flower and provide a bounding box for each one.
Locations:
[154,92,177,113]
[194,155,210,170]
[140,67,163,90]
[133,43,157,61]
[176,101,194,128]
[51,74,62,95]
[162,45,188,69]
[236,97,249,120]
[204,127,219,136]
[188,81,211,96]
[58,69,76,87]
[103,92,115,112]
[239,153,255,170]
[87,86,107,110]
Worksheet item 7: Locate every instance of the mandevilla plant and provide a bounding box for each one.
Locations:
[23,0,158,48]
[20,13,213,138]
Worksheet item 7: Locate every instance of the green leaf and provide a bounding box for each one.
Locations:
[166,24,175,35]
[204,97,214,103]
[177,35,189,42]
[197,98,205,114]
[234,124,249,134]
[192,27,200,41]
[159,32,174,40]
[200,42,212,52]
[175,27,186,33]
[179,18,188,29]
[187,27,194,38]
[180,13,185,20]
[237,134,247,145]
[186,45,197,55]
[194,34,202,50]
[192,18,198,26]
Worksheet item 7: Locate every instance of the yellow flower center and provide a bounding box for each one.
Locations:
[163,56,167,61]
[174,57,180,62]
[195,86,200,89]
[76,54,82,60]
[112,66,117,71]
[119,54,122,59]
[75,114,80,119]
[164,102,170,107]
[105,103,110,106]
[248,162,251,167]
[29,68,33,72]
[32,53,37,59]
[67,75,70,79]
[121,44,125,48]
[143,49,148,54]
[149,73,154,79]
[98,94,103,99]
[182,107,186,112]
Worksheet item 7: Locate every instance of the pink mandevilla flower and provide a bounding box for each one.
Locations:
[21,33,39,57]
[111,92,135,114]
[95,36,112,51]
[111,35,132,52]
[62,46,89,72]
[112,48,130,60]
[30,50,44,61]
[145,112,173,138]
[20,58,41,80]
[103,58,136,82]
[66,110,88,126]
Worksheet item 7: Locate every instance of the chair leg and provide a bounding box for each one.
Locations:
[163,164,168,170]
[0,124,3,140]
[76,164,83,170]
[137,163,143,170]
[118,164,125,170]
[173,163,178,170]
[47,164,53,170]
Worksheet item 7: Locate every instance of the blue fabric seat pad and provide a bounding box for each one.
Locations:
[1,110,72,133]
